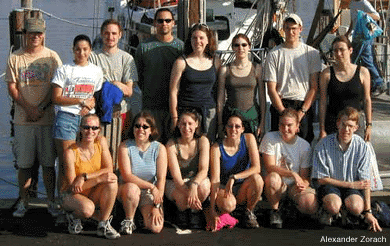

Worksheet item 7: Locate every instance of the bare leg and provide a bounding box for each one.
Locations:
[18,168,32,202]
[236,174,264,211]
[90,182,118,221]
[55,139,75,193]
[264,172,285,210]
[118,183,140,219]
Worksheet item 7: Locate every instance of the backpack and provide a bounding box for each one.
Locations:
[372,200,390,227]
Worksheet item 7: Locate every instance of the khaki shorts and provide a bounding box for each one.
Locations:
[13,125,56,169]
[139,189,155,207]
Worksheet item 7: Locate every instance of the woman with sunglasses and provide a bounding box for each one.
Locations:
[319,35,372,141]
[217,33,266,140]
[61,114,120,239]
[207,113,263,231]
[170,23,220,142]
[165,109,210,229]
[117,110,167,234]
[52,34,103,191]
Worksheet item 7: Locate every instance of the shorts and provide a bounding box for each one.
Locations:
[220,182,243,197]
[165,178,195,201]
[139,189,155,207]
[53,111,81,141]
[13,125,56,169]
[318,184,364,201]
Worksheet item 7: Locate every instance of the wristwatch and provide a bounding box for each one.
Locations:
[362,209,372,215]
[229,174,236,181]
[82,173,88,181]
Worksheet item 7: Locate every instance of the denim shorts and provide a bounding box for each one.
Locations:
[53,111,82,141]
[318,184,364,201]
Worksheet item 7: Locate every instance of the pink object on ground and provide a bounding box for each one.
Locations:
[207,213,239,231]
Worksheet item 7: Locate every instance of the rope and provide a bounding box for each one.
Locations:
[39,9,95,28]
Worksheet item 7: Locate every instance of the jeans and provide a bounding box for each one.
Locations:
[352,39,384,89]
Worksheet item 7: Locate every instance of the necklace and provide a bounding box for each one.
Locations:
[233,62,250,70]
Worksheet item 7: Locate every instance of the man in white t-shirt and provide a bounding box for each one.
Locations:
[260,109,318,229]
[264,14,322,143]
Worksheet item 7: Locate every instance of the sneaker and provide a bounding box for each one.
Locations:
[66,213,83,234]
[97,216,120,239]
[176,210,188,228]
[189,210,202,229]
[47,201,62,217]
[244,209,259,228]
[120,218,136,235]
[319,210,333,226]
[13,200,27,218]
[372,86,385,97]
[269,209,283,229]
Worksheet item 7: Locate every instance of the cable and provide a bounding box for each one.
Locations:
[39,9,95,28]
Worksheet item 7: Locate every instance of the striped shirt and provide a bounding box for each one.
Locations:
[125,139,160,183]
[311,134,370,182]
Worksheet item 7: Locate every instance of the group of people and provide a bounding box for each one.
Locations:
[6,3,383,240]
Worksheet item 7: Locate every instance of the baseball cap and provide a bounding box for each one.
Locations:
[24,18,46,33]
[284,14,303,26]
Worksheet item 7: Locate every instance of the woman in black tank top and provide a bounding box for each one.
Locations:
[170,24,221,143]
[319,36,372,141]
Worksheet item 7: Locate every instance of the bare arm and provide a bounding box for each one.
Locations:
[52,85,95,110]
[209,143,221,212]
[217,66,227,131]
[363,187,382,232]
[267,81,285,113]
[317,177,370,190]
[234,134,260,179]
[166,139,186,190]
[8,82,43,122]
[360,67,372,141]
[192,136,210,185]
[112,80,133,97]
[319,68,330,139]
[299,72,319,121]
[256,64,266,138]
[169,57,186,130]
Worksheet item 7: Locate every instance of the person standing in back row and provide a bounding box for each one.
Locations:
[89,19,138,156]
[135,8,184,144]
[264,14,322,143]
[6,18,62,218]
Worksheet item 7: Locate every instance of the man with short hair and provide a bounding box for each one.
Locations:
[135,8,184,143]
[264,14,322,143]
[6,18,62,217]
[89,19,138,162]
[348,0,384,96]
[312,107,382,232]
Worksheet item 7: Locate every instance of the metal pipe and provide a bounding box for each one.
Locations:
[21,0,32,9]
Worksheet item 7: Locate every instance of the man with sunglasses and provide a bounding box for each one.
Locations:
[6,18,62,217]
[264,14,322,144]
[135,8,184,144]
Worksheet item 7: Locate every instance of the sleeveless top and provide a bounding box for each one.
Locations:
[175,138,200,179]
[219,134,250,185]
[225,63,257,111]
[121,139,160,183]
[178,56,217,108]
[73,141,102,176]
[327,66,364,116]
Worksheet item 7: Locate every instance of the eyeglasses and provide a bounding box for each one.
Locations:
[226,124,242,129]
[81,125,100,131]
[233,43,248,48]
[156,19,173,24]
[134,124,150,130]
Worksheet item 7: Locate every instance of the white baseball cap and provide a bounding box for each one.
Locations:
[284,14,303,26]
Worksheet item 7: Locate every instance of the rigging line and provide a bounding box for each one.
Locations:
[0,176,47,196]
[39,9,95,28]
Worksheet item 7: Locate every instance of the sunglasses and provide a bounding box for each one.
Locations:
[134,124,150,130]
[81,125,100,131]
[156,19,173,24]
[233,43,248,48]
[191,23,209,31]
[227,124,242,129]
